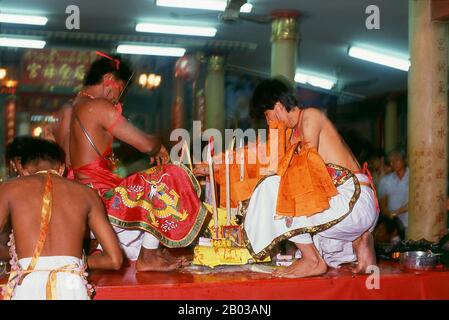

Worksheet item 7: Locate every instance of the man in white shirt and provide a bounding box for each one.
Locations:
[378,149,409,237]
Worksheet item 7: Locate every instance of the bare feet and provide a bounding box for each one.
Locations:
[160,248,190,267]
[351,231,376,274]
[136,248,183,272]
[272,243,327,278]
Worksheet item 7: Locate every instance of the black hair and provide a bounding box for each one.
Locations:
[388,148,406,161]
[84,55,133,86]
[5,136,36,163]
[6,136,65,167]
[250,77,300,120]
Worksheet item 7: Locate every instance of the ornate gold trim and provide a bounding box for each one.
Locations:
[271,16,299,42]
[207,55,225,72]
[108,202,209,248]
[242,164,361,259]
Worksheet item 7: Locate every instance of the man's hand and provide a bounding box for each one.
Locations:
[150,145,170,166]
[193,164,209,176]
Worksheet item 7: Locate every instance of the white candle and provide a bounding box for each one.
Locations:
[225,149,231,225]
[207,139,219,236]
[183,140,193,172]
[239,138,244,181]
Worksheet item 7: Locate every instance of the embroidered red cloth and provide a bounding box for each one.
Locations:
[68,161,208,248]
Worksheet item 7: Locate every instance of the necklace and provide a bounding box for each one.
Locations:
[78,91,96,100]
[35,169,62,176]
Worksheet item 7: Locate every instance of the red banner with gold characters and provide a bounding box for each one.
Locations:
[21,49,97,92]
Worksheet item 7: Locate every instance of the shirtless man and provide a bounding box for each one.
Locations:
[49,55,203,272]
[0,137,122,299]
[244,78,378,278]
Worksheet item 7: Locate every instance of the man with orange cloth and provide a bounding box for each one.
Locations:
[229,78,379,278]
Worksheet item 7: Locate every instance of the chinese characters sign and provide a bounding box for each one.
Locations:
[22,49,97,92]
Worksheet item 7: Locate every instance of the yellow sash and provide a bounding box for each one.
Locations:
[2,172,88,300]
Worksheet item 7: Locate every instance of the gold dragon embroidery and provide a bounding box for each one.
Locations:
[115,173,188,227]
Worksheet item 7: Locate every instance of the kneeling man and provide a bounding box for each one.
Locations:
[243,78,378,278]
[0,137,123,299]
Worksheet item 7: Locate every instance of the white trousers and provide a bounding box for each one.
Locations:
[93,228,160,261]
[244,173,378,268]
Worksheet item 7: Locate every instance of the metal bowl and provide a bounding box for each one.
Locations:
[400,251,438,270]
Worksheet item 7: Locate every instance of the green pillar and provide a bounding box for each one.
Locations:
[408,0,448,241]
[205,55,225,132]
[271,11,300,83]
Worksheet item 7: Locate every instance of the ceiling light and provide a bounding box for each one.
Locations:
[117,44,186,57]
[0,68,7,79]
[0,13,48,26]
[295,71,336,90]
[156,0,253,13]
[348,46,410,71]
[0,37,46,49]
[136,23,217,37]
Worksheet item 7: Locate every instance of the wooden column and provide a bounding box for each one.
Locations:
[408,0,448,241]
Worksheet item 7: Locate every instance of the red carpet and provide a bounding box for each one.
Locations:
[89,260,449,300]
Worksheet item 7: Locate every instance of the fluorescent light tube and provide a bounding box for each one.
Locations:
[348,46,410,71]
[136,23,216,37]
[0,13,48,26]
[295,71,336,90]
[156,0,253,13]
[117,44,186,57]
[0,37,46,49]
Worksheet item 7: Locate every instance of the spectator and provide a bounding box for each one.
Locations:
[378,149,408,238]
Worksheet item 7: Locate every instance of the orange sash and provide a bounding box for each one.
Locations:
[2,172,90,300]
[276,143,338,217]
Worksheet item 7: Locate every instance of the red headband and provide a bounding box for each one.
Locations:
[96,50,120,70]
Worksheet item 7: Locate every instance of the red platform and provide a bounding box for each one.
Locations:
[2,254,448,300]
[89,260,449,300]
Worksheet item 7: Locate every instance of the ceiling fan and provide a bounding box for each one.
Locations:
[169,0,271,24]
[220,0,271,24]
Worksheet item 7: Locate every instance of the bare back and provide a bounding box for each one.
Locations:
[53,104,73,166]
[298,108,360,172]
[69,96,115,172]
[42,103,73,166]
[1,174,95,259]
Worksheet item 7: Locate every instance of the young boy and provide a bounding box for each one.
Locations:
[0,137,123,299]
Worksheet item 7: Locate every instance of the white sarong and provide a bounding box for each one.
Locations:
[243,171,378,268]
[9,256,90,300]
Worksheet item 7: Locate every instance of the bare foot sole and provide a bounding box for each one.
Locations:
[272,257,327,278]
[136,249,182,272]
[351,231,377,274]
